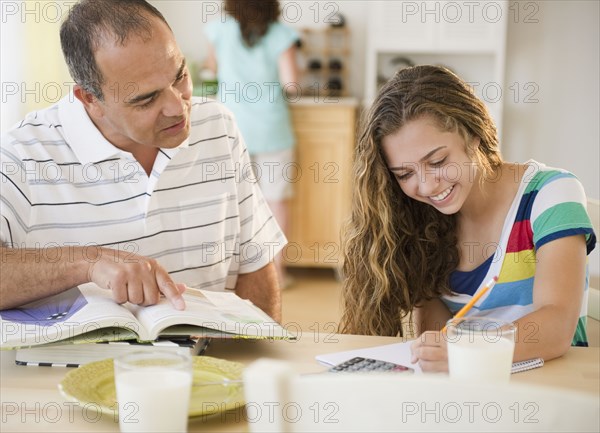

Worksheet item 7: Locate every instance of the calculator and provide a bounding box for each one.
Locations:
[328,357,414,374]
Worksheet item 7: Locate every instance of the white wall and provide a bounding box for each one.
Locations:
[502,0,599,199]
[0,0,72,133]
[0,6,25,132]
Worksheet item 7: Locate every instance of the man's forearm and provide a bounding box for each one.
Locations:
[235,262,282,323]
[0,246,91,309]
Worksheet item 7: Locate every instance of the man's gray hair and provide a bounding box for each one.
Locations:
[60,0,171,101]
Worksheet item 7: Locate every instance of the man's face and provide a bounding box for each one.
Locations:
[89,17,192,152]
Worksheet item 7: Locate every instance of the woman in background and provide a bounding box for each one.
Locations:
[204,0,299,288]
[340,65,596,371]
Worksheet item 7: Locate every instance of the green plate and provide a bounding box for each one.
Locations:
[58,356,245,417]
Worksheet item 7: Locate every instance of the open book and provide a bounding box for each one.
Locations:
[1,283,293,350]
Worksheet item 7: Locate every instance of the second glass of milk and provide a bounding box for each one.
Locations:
[446,317,516,383]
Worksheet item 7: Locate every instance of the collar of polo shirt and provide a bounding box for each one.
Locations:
[59,93,190,165]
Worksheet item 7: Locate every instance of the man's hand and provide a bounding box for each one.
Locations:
[410,331,449,372]
[86,247,186,310]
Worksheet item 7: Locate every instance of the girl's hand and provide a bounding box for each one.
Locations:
[410,331,449,372]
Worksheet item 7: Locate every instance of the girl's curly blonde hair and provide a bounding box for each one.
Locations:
[340,65,502,336]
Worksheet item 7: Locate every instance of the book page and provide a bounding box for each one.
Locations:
[0,283,140,349]
[130,288,290,341]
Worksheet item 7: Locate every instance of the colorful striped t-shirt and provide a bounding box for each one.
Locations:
[442,161,596,346]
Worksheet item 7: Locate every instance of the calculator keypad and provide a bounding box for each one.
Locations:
[329,357,413,373]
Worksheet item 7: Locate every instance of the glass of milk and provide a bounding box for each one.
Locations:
[446,317,516,383]
[114,350,193,433]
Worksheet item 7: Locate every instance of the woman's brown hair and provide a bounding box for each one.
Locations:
[224,1,280,47]
[339,65,502,336]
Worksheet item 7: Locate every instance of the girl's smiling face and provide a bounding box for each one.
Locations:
[382,115,480,215]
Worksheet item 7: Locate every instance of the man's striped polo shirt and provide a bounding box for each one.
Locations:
[0,95,286,291]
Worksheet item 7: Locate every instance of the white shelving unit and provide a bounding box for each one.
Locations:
[364,0,508,135]
[298,27,352,98]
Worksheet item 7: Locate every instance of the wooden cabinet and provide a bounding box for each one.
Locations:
[284,100,357,269]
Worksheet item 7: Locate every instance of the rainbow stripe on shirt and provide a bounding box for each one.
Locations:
[443,163,596,346]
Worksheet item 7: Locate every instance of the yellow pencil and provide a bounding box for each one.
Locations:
[441,276,498,332]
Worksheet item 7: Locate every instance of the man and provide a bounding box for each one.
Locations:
[0,0,284,321]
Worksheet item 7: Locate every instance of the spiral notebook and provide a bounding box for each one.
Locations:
[510,358,544,374]
[316,341,545,375]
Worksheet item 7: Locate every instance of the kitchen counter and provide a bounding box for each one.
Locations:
[288,96,359,107]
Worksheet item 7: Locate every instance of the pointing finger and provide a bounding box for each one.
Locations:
[155,267,185,310]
